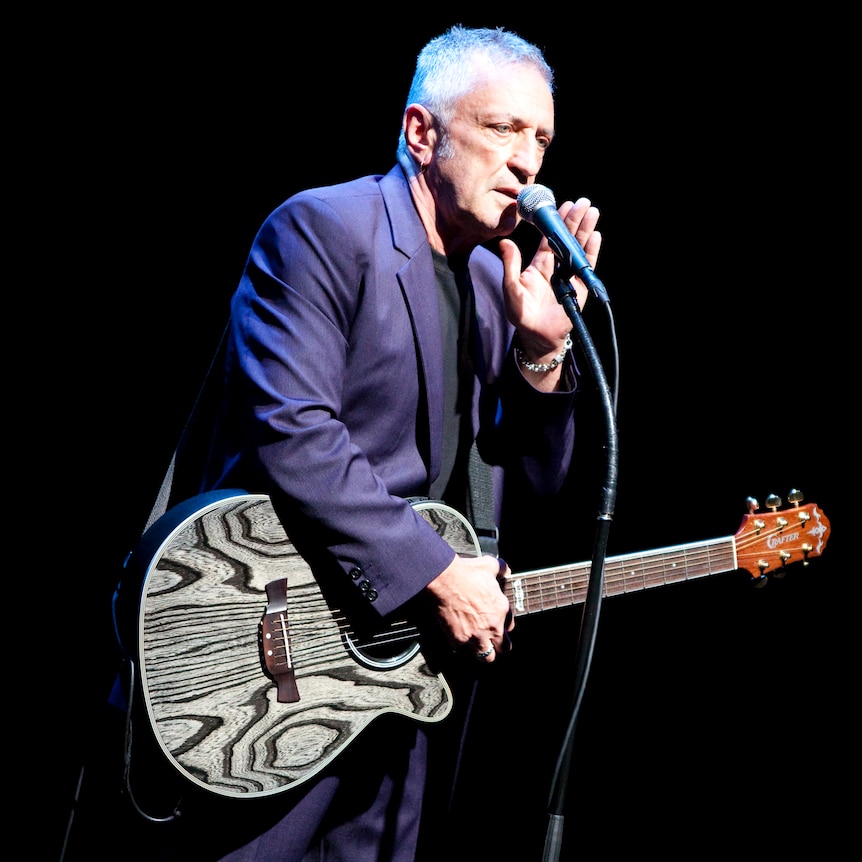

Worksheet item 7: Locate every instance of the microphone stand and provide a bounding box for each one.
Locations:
[541,265,619,862]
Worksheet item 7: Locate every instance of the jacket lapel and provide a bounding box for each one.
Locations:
[381,168,445,484]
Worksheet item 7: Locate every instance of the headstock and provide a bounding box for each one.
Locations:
[734,489,830,582]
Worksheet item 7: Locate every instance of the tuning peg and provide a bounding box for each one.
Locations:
[745,497,767,533]
[781,489,811,527]
[765,494,782,510]
[772,549,791,579]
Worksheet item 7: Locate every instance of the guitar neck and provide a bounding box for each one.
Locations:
[503,534,737,617]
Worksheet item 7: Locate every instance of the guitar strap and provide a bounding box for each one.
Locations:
[465,441,498,556]
[144,323,230,531]
[144,450,178,533]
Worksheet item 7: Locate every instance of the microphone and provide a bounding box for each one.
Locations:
[517,184,609,303]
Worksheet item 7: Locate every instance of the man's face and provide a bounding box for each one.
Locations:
[430,64,555,251]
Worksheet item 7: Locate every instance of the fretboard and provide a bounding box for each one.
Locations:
[503,535,737,616]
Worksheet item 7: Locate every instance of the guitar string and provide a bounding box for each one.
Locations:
[156,511,815,675]
[275,540,739,659]
[220,500,813,620]
[224,500,812,624]
[503,517,812,613]
[268,616,422,666]
[263,515,813,662]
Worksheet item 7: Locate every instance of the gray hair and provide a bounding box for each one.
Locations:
[396,25,554,164]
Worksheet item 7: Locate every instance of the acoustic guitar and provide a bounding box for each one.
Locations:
[118,488,830,798]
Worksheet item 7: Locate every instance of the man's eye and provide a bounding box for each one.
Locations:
[494,124,513,134]
[537,137,551,150]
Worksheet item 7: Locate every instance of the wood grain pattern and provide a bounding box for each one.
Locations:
[136,494,469,798]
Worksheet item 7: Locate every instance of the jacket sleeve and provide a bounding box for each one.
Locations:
[208,185,458,621]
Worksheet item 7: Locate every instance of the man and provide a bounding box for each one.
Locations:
[167,24,601,862]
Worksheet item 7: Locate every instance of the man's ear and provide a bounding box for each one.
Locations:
[402,104,437,165]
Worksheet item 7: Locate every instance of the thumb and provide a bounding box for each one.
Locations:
[498,237,523,287]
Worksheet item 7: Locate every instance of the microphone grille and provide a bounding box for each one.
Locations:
[516,184,556,218]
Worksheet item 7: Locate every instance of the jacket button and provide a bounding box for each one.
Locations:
[348,566,363,580]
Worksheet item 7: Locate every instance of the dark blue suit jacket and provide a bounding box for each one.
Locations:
[204,165,577,620]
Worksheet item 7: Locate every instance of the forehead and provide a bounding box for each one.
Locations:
[456,64,554,129]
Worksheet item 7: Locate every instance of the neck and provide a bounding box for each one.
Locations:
[400,156,476,258]
[407,173,447,254]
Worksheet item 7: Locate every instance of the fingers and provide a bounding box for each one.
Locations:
[560,197,601,269]
[498,237,523,291]
[474,643,496,662]
[473,631,511,663]
[515,197,601,294]
[430,554,515,664]
[471,557,513,663]
[559,196,597,231]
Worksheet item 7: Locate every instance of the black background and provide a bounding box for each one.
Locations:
[48,8,850,861]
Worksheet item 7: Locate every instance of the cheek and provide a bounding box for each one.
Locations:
[434,160,472,202]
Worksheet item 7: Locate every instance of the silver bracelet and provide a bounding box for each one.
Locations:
[516,333,573,373]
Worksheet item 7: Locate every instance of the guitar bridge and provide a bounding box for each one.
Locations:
[260,578,300,703]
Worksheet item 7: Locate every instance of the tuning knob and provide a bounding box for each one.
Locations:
[745,497,766,532]
[782,489,812,527]
[765,494,782,511]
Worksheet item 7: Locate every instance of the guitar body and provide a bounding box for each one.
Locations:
[122,490,480,799]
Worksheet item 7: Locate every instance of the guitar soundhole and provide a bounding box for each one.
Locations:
[343,625,422,670]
